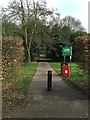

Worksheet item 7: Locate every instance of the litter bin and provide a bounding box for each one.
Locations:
[62,64,70,77]
[61,62,68,75]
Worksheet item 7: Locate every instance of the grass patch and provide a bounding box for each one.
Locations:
[49,62,88,91]
[3,62,38,109]
[14,63,38,94]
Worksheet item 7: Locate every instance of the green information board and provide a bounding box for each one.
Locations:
[62,46,72,56]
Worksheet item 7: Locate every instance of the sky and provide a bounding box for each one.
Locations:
[46,0,89,32]
[0,0,89,32]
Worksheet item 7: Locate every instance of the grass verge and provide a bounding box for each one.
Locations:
[49,62,88,92]
[2,62,38,110]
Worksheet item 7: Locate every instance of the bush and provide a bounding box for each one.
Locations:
[2,36,25,109]
[75,36,90,70]
[2,36,24,79]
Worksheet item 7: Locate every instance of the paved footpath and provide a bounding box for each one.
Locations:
[4,62,88,118]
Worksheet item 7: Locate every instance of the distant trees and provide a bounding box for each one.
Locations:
[70,31,88,43]
[88,33,90,36]
[2,19,21,36]
[60,16,85,31]
[45,15,85,61]
[2,0,88,62]
[2,0,53,62]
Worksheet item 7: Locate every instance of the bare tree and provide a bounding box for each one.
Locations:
[60,16,85,31]
[3,0,53,63]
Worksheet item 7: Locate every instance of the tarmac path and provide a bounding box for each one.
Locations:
[3,62,88,118]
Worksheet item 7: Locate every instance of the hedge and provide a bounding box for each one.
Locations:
[2,36,24,79]
[75,36,90,70]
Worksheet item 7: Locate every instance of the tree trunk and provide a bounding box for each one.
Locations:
[25,26,31,63]
[27,47,31,63]
[28,21,37,63]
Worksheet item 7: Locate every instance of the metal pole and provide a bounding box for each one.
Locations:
[70,56,72,71]
[64,56,65,63]
[47,71,52,91]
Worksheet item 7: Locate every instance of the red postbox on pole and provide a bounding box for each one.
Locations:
[62,65,70,77]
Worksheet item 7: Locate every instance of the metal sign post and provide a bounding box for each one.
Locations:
[70,55,72,70]
[62,46,72,75]
[64,56,66,63]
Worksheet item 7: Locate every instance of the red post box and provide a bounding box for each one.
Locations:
[62,65,70,77]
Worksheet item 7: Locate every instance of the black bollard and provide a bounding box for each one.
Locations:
[47,70,52,91]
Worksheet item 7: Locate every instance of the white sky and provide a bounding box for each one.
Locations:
[46,0,89,32]
[0,0,89,32]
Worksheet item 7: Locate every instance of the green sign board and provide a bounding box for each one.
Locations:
[62,46,72,56]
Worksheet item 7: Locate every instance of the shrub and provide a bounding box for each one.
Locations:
[2,36,25,109]
[2,36,24,79]
[75,36,90,70]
